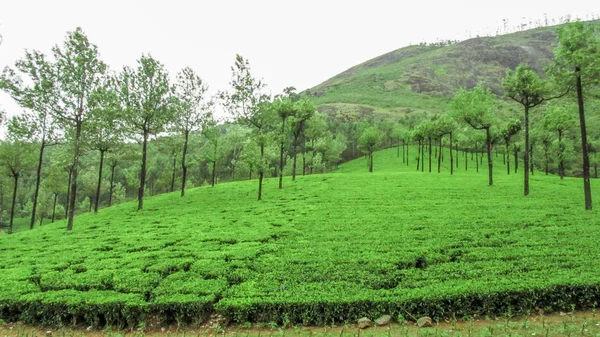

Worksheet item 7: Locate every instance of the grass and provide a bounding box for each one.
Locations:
[1,146,600,328]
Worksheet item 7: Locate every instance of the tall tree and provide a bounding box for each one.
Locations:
[432,115,457,174]
[358,127,382,173]
[450,84,497,185]
[541,105,576,179]
[1,49,61,229]
[499,119,522,175]
[48,27,106,230]
[86,83,122,212]
[549,21,600,210]
[272,97,295,189]
[115,54,173,210]
[503,63,568,196]
[0,140,32,234]
[173,67,211,196]
[289,100,315,180]
[221,54,272,200]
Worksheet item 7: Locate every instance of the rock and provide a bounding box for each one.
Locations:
[560,312,567,316]
[86,326,93,331]
[375,315,392,326]
[417,317,433,328]
[45,331,52,337]
[357,317,372,329]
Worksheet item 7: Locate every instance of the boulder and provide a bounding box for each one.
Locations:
[417,316,433,328]
[358,317,372,329]
[375,315,392,326]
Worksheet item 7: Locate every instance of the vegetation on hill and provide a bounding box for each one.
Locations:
[1,147,600,327]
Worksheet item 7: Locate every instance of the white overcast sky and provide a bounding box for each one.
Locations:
[0,0,597,120]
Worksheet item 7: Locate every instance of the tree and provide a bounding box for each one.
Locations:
[221,54,272,200]
[173,67,211,196]
[1,49,61,229]
[503,63,568,196]
[202,116,221,187]
[541,105,576,179]
[499,119,522,175]
[431,115,457,174]
[549,21,600,209]
[289,100,315,180]
[39,27,106,230]
[115,54,173,210]
[450,84,497,185]
[358,127,382,173]
[0,140,32,234]
[86,82,122,212]
[271,97,295,188]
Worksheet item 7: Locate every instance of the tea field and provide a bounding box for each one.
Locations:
[1,147,600,328]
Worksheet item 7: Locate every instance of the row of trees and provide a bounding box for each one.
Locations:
[356,21,599,210]
[0,28,349,233]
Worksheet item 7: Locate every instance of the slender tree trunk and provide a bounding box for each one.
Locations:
[506,143,510,175]
[65,167,73,219]
[416,139,421,170]
[575,68,592,209]
[51,192,58,223]
[211,161,216,187]
[421,140,425,172]
[524,106,530,196]
[170,155,176,193]
[9,173,19,234]
[450,133,454,175]
[302,138,306,176]
[397,139,400,158]
[279,117,286,189]
[437,137,442,173]
[108,162,116,207]
[465,149,468,171]
[258,143,264,201]
[558,130,565,179]
[138,129,149,211]
[292,135,299,181]
[369,150,373,172]
[67,118,83,231]
[406,143,409,166]
[94,150,106,213]
[530,144,534,176]
[476,148,479,172]
[514,145,519,173]
[30,139,46,230]
[428,137,432,173]
[544,143,550,175]
[181,131,189,196]
[485,128,494,186]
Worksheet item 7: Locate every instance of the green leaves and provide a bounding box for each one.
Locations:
[450,83,496,130]
[503,64,549,108]
[550,21,600,85]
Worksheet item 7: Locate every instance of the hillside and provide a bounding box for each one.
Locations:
[1,146,600,327]
[304,20,600,119]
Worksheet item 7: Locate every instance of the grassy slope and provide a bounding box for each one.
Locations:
[1,147,600,327]
[305,20,600,120]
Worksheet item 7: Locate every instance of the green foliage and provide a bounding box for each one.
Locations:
[450,84,497,130]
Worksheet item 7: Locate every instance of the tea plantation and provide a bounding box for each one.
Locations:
[1,147,599,327]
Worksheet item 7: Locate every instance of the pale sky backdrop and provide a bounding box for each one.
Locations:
[0,0,597,122]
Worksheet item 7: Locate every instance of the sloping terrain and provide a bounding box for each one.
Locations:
[1,147,599,327]
[305,20,600,119]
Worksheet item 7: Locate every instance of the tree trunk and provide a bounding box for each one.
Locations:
[181,130,189,196]
[258,143,264,201]
[575,68,592,209]
[524,106,530,196]
[406,143,409,166]
[476,148,479,173]
[506,143,510,175]
[211,161,216,187]
[302,138,306,176]
[486,138,493,185]
[9,173,19,234]
[449,133,454,175]
[421,140,425,172]
[67,118,83,231]
[530,143,534,176]
[397,139,400,158]
[30,139,46,229]
[558,130,565,179]
[369,150,373,172]
[437,137,442,173]
[170,155,176,193]
[465,149,468,171]
[108,162,116,207]
[428,137,432,173]
[65,166,73,219]
[292,135,298,181]
[455,144,459,169]
[94,149,106,213]
[544,143,550,175]
[138,129,149,211]
[416,139,421,170]
[51,193,58,223]
[514,145,519,173]
[279,117,286,189]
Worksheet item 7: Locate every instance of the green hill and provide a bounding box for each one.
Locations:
[304,20,600,119]
[1,146,599,327]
